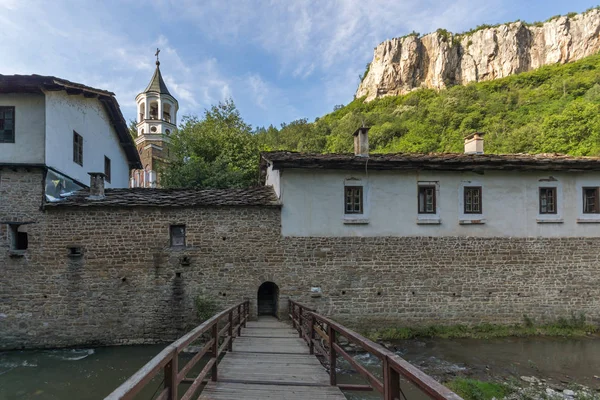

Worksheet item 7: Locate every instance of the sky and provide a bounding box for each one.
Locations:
[0,0,598,129]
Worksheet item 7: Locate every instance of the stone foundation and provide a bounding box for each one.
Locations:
[1,170,599,349]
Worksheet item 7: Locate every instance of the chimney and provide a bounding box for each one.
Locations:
[464,132,485,155]
[353,126,370,157]
[88,172,106,199]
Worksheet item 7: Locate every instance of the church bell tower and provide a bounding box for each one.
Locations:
[130,49,178,188]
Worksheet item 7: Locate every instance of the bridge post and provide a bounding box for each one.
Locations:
[309,314,315,355]
[298,307,303,338]
[328,325,336,386]
[228,310,233,352]
[164,349,178,400]
[383,357,400,400]
[211,323,218,381]
[237,304,242,336]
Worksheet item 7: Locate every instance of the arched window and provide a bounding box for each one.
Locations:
[149,101,158,120]
[163,103,171,122]
[139,102,145,122]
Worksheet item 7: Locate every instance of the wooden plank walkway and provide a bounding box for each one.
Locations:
[199,316,346,400]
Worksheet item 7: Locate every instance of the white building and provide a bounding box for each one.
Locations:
[262,129,600,237]
[0,75,141,194]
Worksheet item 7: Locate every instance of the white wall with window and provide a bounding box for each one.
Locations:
[276,168,600,237]
[0,93,45,164]
[576,179,600,223]
[44,91,130,188]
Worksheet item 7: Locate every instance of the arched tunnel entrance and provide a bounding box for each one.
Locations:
[257,281,279,316]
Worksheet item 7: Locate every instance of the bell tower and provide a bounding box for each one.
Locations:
[130,49,179,188]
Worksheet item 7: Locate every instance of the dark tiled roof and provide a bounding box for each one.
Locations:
[142,64,172,96]
[45,187,280,208]
[261,151,600,172]
[0,75,142,169]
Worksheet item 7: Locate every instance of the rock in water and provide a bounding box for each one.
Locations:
[356,9,600,101]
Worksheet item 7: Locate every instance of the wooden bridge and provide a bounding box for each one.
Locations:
[106,300,462,400]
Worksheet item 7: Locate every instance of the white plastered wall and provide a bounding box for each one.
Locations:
[44,91,130,188]
[0,93,45,164]
[279,168,600,237]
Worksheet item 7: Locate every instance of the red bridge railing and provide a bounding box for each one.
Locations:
[289,300,463,400]
[105,300,249,400]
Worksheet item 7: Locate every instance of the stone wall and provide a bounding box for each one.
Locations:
[1,170,600,349]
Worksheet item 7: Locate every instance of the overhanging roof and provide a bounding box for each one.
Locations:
[0,74,142,169]
[261,151,600,172]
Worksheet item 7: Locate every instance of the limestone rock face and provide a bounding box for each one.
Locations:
[356,10,600,101]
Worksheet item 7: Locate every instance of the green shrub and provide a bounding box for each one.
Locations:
[195,295,219,321]
[446,378,512,400]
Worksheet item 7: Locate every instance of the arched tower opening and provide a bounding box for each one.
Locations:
[257,282,279,317]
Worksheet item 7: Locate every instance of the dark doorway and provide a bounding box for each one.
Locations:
[257,281,279,316]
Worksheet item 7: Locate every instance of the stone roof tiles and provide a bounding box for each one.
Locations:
[45,186,280,208]
[261,151,600,172]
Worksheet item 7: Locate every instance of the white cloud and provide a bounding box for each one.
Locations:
[246,74,269,110]
[1,0,534,127]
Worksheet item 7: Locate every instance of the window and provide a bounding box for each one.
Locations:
[170,225,186,247]
[0,106,15,143]
[73,131,83,166]
[104,156,111,183]
[9,224,28,251]
[68,246,83,257]
[583,187,599,214]
[418,185,436,214]
[464,186,482,214]
[344,186,363,214]
[539,187,557,214]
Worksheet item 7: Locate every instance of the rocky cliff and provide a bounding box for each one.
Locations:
[356,9,600,100]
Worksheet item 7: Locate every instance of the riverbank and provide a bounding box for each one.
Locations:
[364,314,598,341]
[445,377,600,400]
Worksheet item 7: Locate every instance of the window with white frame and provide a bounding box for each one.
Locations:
[539,187,557,214]
[417,181,440,223]
[463,186,482,214]
[583,187,600,214]
[344,186,363,214]
[418,185,436,214]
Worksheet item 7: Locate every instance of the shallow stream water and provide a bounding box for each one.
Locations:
[1,336,599,399]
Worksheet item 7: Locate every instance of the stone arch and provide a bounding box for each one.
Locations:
[257,281,279,317]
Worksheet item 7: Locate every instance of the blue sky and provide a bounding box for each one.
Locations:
[0,0,598,129]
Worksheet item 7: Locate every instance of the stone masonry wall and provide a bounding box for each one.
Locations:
[1,170,600,349]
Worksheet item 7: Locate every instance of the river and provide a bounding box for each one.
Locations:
[1,336,599,399]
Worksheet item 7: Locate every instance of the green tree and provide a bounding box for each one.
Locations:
[128,119,137,140]
[160,99,259,188]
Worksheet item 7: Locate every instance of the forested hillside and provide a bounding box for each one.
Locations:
[257,53,600,156]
